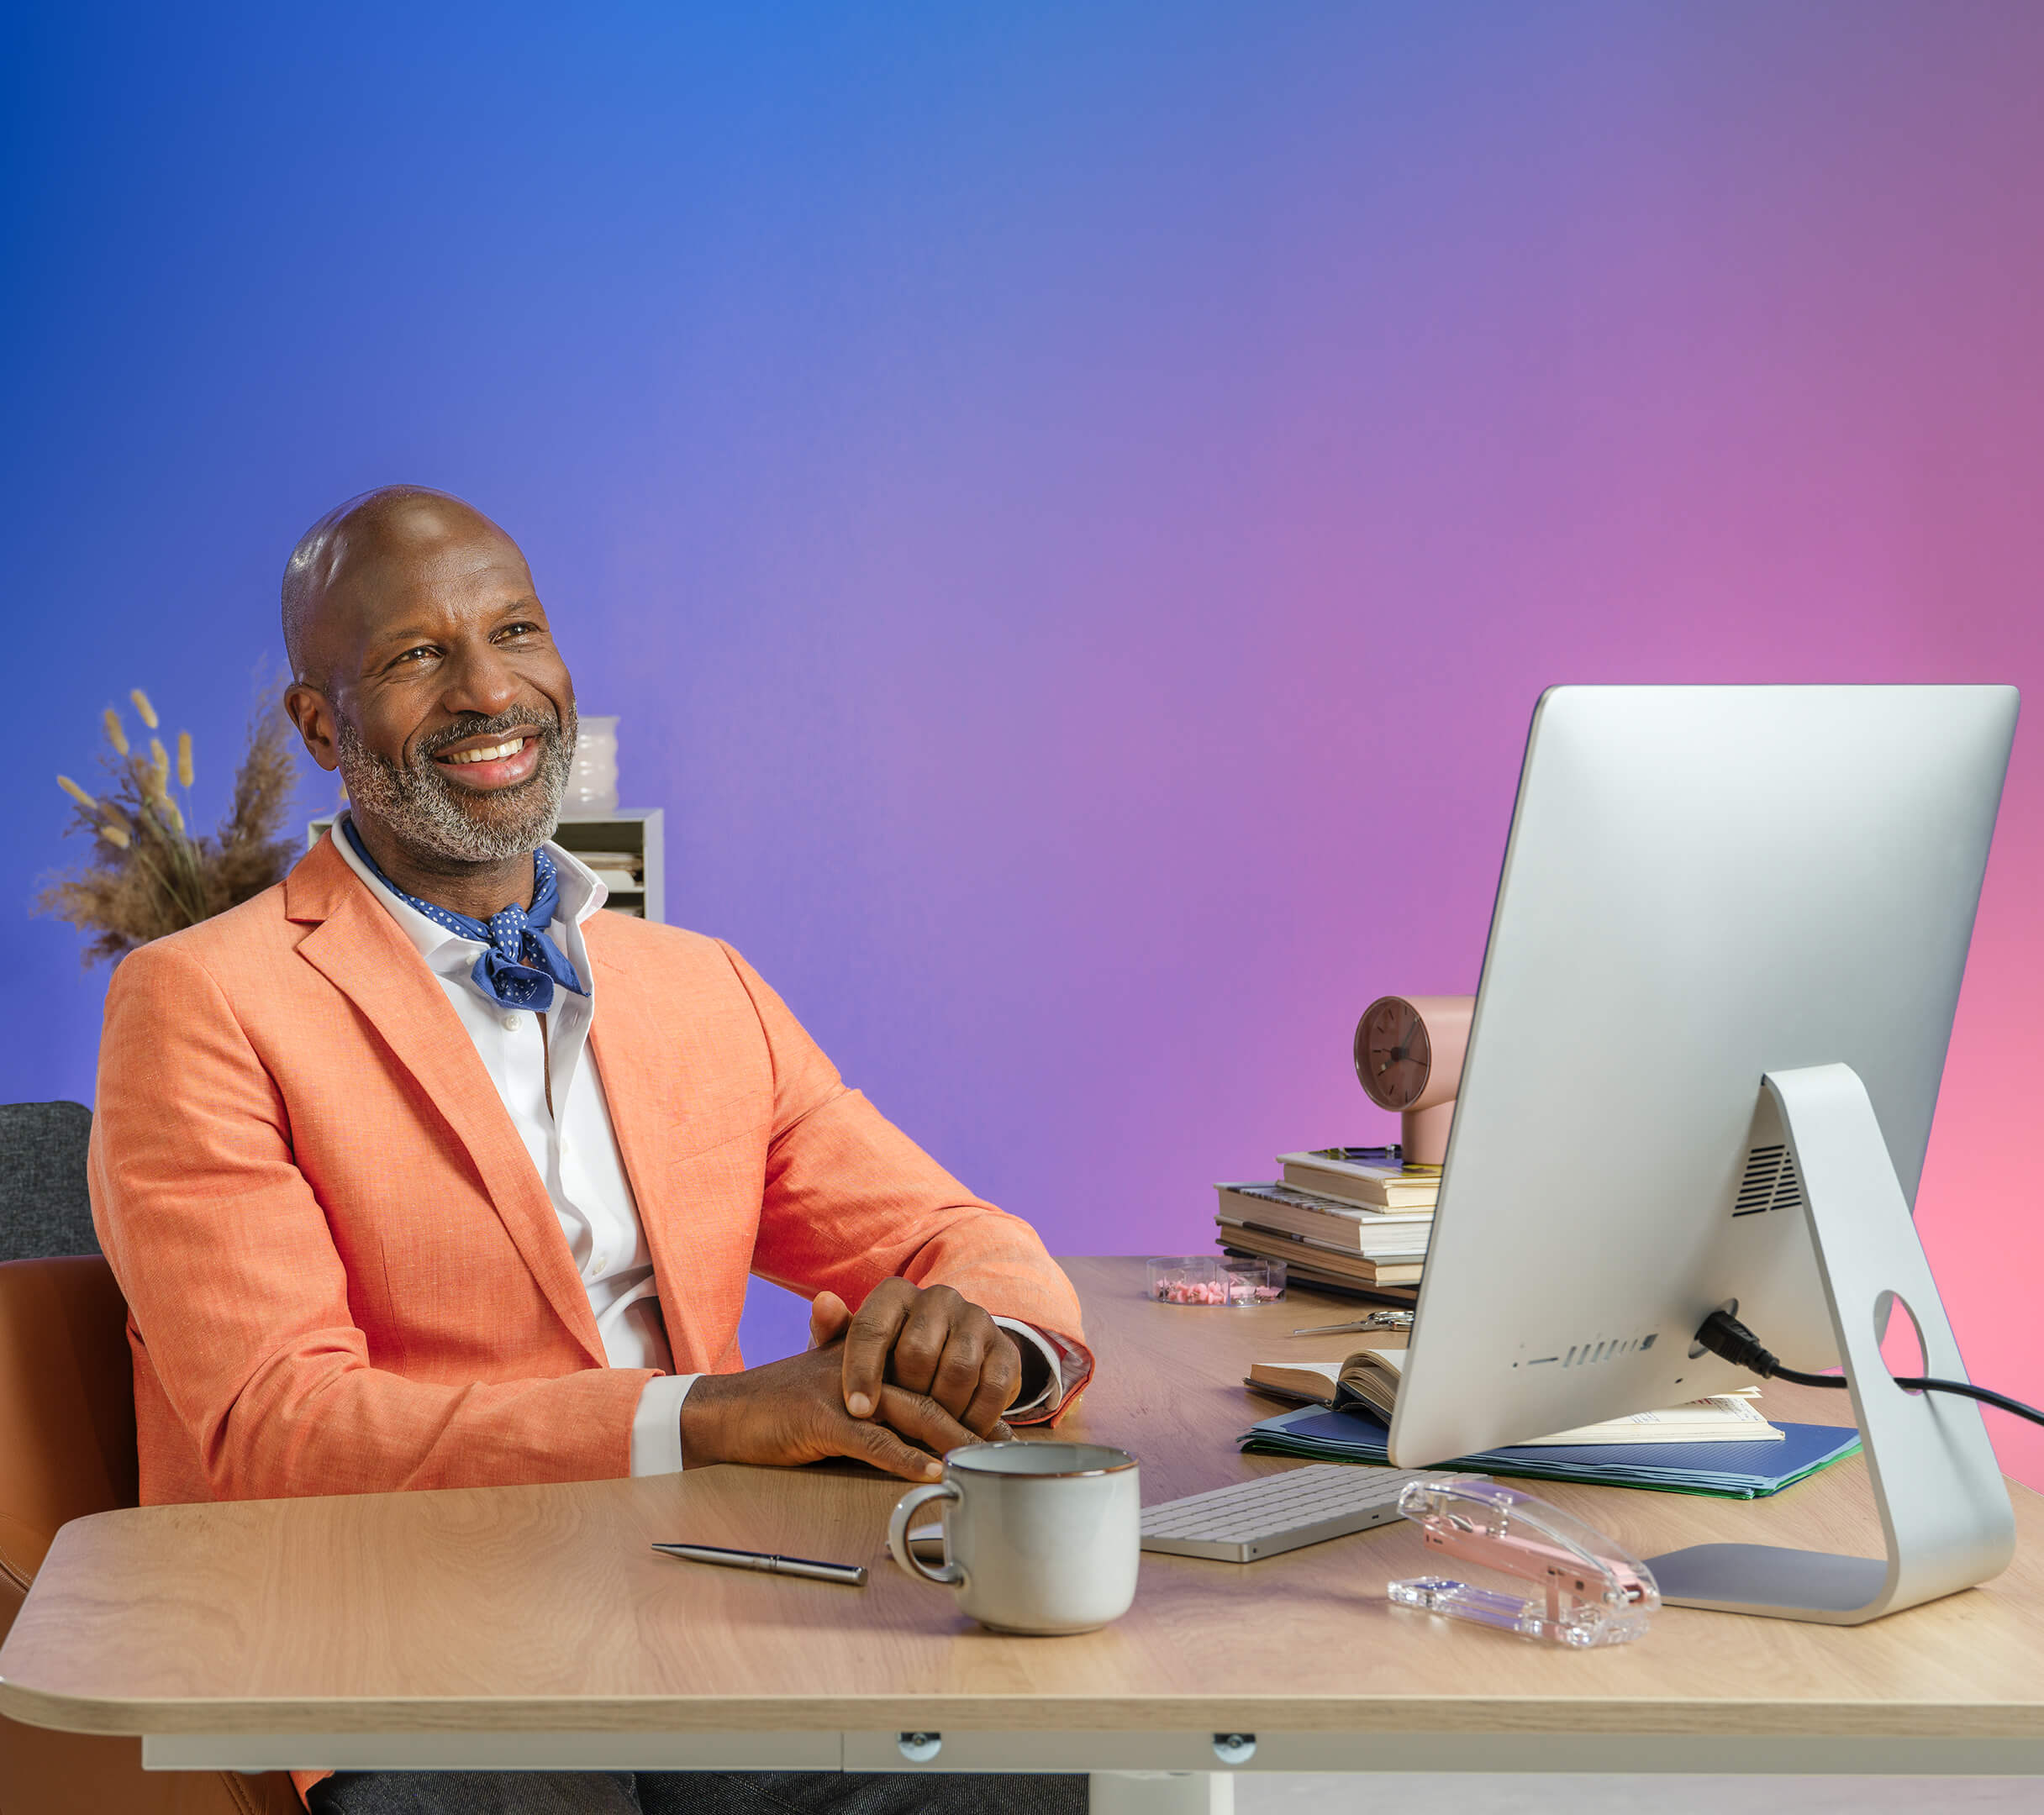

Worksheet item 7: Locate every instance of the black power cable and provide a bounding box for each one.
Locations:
[1693,1308,2044,1430]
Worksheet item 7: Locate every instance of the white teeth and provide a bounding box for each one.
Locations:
[443,738,527,765]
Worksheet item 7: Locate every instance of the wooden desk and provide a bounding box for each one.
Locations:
[3,1256,2042,1781]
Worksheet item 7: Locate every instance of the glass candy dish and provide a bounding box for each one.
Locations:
[1146,1256,1287,1305]
[1220,1255,1286,1304]
[1388,1476,1660,1648]
[1146,1256,1222,1304]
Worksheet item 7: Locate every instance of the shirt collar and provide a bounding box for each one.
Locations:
[331,812,608,965]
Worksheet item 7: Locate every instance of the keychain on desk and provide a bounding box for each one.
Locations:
[1388,1476,1659,1648]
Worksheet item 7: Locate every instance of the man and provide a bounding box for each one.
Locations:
[89,487,1092,1815]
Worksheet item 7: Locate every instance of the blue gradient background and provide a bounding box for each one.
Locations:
[9,6,2044,1476]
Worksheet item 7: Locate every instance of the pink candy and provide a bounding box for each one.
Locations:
[1155,1279,1229,1303]
[1161,1275,1218,1307]
[1151,1279,1287,1305]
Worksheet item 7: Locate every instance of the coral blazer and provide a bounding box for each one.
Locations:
[87,833,1087,1508]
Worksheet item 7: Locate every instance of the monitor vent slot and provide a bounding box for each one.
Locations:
[1561,1331,1657,1368]
[1733,1144,1804,1217]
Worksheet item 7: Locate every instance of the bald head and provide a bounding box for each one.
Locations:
[282,486,524,689]
[279,485,578,894]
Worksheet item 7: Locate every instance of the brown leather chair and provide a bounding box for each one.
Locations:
[0,1255,302,1814]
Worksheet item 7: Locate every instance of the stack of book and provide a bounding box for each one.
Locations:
[1214,1146,1436,1302]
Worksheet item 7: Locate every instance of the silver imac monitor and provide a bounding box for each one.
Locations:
[1388,684,2020,1623]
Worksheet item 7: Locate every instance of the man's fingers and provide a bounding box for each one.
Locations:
[960,1331,1023,1435]
[689,1327,1019,1481]
[840,1415,947,1484]
[808,1290,851,1351]
[888,1286,963,1398]
[876,1382,980,1460]
[929,1318,1007,1424]
[840,1280,916,1418]
[834,1281,1020,1436]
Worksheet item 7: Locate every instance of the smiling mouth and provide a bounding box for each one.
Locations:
[426,726,549,792]
[439,736,531,765]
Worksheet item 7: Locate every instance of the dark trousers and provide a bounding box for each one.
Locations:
[308,1769,1088,1813]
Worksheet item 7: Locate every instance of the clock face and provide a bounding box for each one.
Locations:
[1357,997,1431,1110]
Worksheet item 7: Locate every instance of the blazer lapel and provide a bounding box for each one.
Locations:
[584,929,754,1375]
[287,838,608,1366]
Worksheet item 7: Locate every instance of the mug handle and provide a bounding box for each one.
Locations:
[888,1479,964,1586]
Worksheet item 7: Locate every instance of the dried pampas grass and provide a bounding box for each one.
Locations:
[38,681,303,965]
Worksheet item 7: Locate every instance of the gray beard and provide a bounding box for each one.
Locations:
[335,704,577,865]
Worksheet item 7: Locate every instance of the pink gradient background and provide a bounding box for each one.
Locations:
[8,6,2043,1481]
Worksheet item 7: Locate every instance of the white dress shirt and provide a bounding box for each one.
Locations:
[334,819,1062,1476]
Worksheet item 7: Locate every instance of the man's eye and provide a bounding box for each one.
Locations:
[392,645,438,667]
[498,622,540,640]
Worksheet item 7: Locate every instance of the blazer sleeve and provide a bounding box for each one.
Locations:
[718,942,1093,1407]
[89,939,654,1500]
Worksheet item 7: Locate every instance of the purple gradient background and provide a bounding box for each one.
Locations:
[7,6,2043,1480]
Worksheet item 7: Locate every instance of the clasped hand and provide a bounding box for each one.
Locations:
[677,1280,1025,1481]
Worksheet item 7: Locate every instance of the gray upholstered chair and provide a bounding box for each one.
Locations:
[0,1102,98,1260]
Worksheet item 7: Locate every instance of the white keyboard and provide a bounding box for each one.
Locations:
[1140,1463,1451,1563]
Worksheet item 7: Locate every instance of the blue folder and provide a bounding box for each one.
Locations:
[1240,1404,1862,1498]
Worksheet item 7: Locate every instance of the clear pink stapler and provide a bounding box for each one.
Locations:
[1388,1476,1660,1648]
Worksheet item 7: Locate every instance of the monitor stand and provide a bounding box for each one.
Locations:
[1646,1063,2015,1623]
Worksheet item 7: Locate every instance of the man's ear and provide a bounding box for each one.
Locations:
[284,683,340,773]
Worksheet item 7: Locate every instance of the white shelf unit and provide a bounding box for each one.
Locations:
[306,809,666,924]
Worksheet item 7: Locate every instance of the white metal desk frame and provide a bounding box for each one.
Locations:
[142,1726,2044,1815]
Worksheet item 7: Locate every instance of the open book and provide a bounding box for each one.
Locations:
[1246,1349,1782,1446]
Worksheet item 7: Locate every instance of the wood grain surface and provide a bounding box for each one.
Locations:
[2,1256,2041,1741]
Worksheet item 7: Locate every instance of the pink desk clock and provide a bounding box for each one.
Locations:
[1353,994,1474,1168]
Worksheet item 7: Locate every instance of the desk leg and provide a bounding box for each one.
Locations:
[1088,1771,1233,1814]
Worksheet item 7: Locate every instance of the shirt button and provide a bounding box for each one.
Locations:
[500,1013,520,1031]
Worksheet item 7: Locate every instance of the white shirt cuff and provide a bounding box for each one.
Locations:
[993,1317,1064,1416]
[630,1373,699,1476]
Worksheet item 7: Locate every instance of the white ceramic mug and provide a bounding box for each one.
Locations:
[888,1441,1141,1635]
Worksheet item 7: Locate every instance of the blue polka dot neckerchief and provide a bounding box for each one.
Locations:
[341,818,587,1013]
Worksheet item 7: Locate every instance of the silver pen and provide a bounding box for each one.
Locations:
[651,1541,868,1586]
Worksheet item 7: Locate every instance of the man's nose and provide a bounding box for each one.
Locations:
[438,635,522,718]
